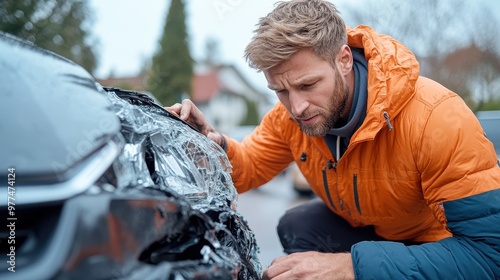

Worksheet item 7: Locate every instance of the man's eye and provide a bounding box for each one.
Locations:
[302,83,315,89]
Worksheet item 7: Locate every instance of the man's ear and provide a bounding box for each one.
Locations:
[336,45,353,76]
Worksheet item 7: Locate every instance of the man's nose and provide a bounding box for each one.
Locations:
[289,91,308,116]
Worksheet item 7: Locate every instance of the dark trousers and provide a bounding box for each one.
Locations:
[277,198,386,254]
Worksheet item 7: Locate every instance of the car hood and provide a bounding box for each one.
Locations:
[0,31,121,185]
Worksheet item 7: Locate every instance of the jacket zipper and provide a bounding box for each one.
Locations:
[322,160,337,211]
[383,111,393,131]
[353,174,361,215]
[333,161,344,210]
[322,160,344,211]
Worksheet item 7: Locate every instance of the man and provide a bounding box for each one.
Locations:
[167,0,500,279]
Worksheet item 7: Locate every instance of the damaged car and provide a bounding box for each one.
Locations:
[0,31,262,279]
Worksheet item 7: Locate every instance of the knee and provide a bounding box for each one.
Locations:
[277,209,301,253]
[277,205,319,254]
[277,207,305,237]
[277,200,327,236]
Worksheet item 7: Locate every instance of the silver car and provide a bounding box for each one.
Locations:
[476,110,500,158]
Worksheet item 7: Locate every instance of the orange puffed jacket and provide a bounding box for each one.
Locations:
[224,26,500,278]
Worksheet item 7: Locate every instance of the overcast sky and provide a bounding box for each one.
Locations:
[89,0,272,92]
[89,0,500,94]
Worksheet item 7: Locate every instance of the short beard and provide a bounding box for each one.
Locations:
[296,71,349,137]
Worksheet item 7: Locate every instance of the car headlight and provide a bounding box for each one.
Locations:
[105,89,237,211]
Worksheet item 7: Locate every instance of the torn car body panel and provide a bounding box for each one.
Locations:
[0,31,262,279]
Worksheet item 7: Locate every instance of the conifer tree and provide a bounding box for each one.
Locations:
[0,0,98,74]
[241,97,260,126]
[148,0,193,105]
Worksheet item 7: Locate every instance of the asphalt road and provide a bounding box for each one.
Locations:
[237,171,313,268]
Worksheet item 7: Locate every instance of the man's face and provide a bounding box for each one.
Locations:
[264,48,350,137]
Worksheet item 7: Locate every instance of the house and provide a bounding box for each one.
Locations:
[97,63,275,134]
[191,63,274,134]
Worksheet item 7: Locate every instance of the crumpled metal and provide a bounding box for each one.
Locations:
[104,87,262,279]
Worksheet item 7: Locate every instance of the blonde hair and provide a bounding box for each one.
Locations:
[245,0,347,71]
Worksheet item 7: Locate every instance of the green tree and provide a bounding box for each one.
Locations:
[344,0,500,110]
[0,0,98,74]
[240,97,259,126]
[476,98,500,111]
[438,44,500,111]
[148,0,193,106]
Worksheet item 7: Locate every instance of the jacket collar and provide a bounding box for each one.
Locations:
[347,25,420,143]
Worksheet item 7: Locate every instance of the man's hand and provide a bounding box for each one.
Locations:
[262,252,354,280]
[165,99,225,147]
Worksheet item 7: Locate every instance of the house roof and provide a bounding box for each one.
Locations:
[191,69,219,103]
[96,63,272,105]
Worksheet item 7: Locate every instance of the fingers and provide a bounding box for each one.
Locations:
[207,131,225,148]
[262,255,296,280]
[164,100,224,148]
[264,252,354,280]
[270,254,292,264]
[179,99,195,120]
[164,99,195,121]
[164,103,181,118]
[262,263,291,280]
